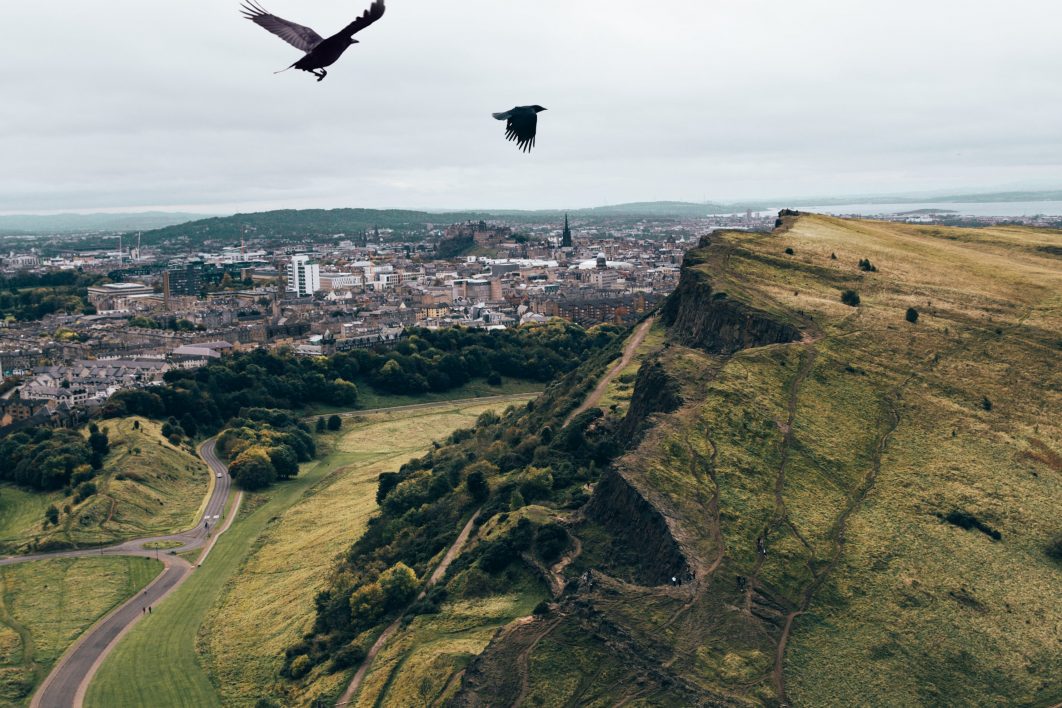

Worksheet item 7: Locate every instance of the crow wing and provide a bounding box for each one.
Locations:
[504,111,538,153]
[341,0,386,37]
[241,1,323,52]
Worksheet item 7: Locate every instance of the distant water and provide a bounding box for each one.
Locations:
[791,201,1062,217]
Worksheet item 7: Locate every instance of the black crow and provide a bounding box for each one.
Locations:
[492,106,547,153]
[241,0,386,82]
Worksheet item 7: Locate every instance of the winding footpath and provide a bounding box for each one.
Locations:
[564,317,655,428]
[0,438,239,708]
[336,511,482,707]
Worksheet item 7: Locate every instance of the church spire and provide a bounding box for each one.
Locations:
[562,213,572,248]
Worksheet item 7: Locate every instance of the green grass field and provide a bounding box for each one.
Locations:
[86,395,536,708]
[0,417,209,555]
[0,556,160,705]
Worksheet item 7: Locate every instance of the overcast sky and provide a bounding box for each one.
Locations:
[1,0,1060,214]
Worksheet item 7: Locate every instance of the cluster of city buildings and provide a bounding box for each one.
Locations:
[1,212,750,427]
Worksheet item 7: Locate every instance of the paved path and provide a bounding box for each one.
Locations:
[564,317,655,427]
[5,438,237,708]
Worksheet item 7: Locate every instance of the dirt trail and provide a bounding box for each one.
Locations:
[336,510,482,707]
[564,318,655,428]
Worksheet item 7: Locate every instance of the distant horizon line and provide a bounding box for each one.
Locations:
[2,187,1062,220]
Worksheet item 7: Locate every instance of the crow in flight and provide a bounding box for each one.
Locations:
[492,106,547,153]
[241,0,386,82]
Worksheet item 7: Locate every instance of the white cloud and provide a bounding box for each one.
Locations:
[1,0,1060,212]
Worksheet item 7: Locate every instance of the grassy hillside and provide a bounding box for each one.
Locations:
[0,417,209,554]
[0,556,160,705]
[383,215,1059,706]
[201,396,538,707]
[85,396,534,708]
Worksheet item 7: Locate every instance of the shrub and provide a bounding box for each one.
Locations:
[330,641,366,671]
[315,417,326,433]
[982,396,993,411]
[480,540,518,574]
[906,307,919,324]
[44,505,59,525]
[487,371,503,386]
[327,415,342,431]
[376,472,402,504]
[535,523,569,562]
[1046,535,1062,562]
[841,290,861,307]
[74,481,97,503]
[858,258,878,272]
[532,601,551,616]
[784,247,794,255]
[288,654,311,680]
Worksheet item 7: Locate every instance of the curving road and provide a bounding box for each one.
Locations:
[0,438,236,708]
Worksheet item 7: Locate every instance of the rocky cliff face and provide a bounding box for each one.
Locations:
[617,357,682,445]
[584,468,690,586]
[661,240,800,355]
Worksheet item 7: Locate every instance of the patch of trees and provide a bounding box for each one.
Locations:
[102,322,614,435]
[0,427,96,490]
[129,316,202,332]
[216,409,315,491]
[0,270,101,321]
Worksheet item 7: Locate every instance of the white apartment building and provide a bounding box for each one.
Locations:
[287,255,321,297]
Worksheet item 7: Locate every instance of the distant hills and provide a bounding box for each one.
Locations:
[3,189,1061,238]
[0,212,213,235]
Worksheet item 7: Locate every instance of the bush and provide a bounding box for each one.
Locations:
[44,505,60,526]
[1046,535,1062,562]
[487,371,503,386]
[288,654,311,680]
[327,415,342,431]
[480,540,518,574]
[330,641,366,671]
[982,396,993,411]
[74,481,98,503]
[906,307,919,324]
[784,247,794,255]
[535,523,569,562]
[315,417,326,433]
[858,258,878,272]
[841,290,861,307]
[467,470,489,503]
[376,472,402,504]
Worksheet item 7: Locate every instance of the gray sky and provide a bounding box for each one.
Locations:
[2,0,1060,214]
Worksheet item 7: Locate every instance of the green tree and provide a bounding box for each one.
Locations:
[229,446,277,490]
[327,414,343,431]
[315,417,326,433]
[44,505,60,525]
[379,562,419,611]
[268,446,299,479]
